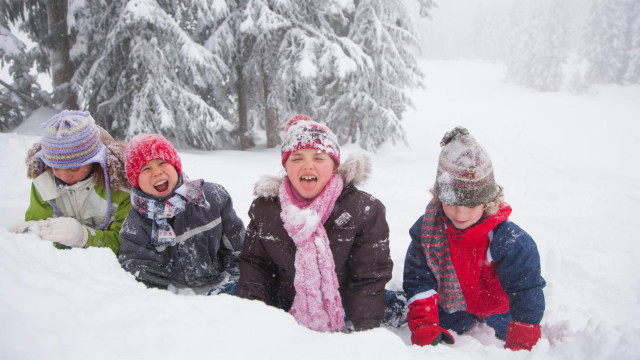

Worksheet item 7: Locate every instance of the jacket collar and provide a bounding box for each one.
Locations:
[253,153,371,198]
[33,171,95,201]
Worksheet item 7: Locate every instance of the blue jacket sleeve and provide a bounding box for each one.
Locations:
[118,212,172,289]
[402,215,438,302]
[491,221,546,325]
[211,183,245,276]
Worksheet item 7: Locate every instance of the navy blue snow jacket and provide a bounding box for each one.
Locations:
[119,182,245,291]
[403,214,545,325]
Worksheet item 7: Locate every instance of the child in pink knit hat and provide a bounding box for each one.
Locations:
[403,127,545,351]
[238,115,393,332]
[117,134,245,294]
[14,110,131,255]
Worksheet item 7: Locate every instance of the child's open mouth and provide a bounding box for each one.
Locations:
[154,180,169,193]
[300,176,317,191]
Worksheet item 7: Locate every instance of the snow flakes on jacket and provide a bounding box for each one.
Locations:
[238,153,393,331]
[118,181,245,292]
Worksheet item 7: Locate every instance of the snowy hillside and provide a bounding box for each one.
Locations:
[1,60,639,360]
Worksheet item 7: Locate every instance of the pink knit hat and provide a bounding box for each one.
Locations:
[281,115,340,167]
[124,134,182,188]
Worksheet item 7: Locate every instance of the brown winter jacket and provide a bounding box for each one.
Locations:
[238,154,393,331]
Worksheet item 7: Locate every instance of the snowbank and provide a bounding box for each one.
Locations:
[1,60,639,360]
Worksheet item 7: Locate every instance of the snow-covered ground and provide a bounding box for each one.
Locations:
[1,60,639,360]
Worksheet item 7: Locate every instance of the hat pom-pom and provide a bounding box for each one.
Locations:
[440,126,470,147]
[284,114,313,132]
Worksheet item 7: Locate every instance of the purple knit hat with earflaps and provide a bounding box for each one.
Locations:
[34,110,113,230]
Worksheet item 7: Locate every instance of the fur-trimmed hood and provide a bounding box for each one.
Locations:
[25,129,130,191]
[253,153,372,198]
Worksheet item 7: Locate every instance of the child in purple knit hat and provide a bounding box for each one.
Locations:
[238,115,393,332]
[13,110,131,255]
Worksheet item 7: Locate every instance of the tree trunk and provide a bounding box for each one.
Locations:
[263,71,280,148]
[46,0,78,109]
[236,65,251,150]
[348,108,358,143]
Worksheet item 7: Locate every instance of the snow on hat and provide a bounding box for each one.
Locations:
[281,115,340,167]
[35,110,113,230]
[124,134,182,188]
[434,126,498,207]
[35,110,107,169]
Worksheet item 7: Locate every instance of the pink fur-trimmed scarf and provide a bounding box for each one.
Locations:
[279,174,345,332]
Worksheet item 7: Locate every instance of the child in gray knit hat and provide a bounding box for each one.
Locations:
[402,126,546,351]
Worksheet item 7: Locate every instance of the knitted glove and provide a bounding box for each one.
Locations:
[11,220,43,234]
[39,217,89,248]
[504,321,541,351]
[407,296,455,346]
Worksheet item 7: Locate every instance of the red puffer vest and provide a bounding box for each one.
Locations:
[445,205,512,318]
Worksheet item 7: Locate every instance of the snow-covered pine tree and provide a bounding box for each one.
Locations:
[232,0,372,149]
[505,0,568,91]
[233,0,294,148]
[470,3,511,63]
[583,0,629,84]
[68,0,126,109]
[201,0,257,149]
[0,20,49,129]
[1,0,55,113]
[415,0,436,17]
[1,0,77,108]
[81,0,236,149]
[320,0,424,150]
[624,0,640,84]
[0,24,27,129]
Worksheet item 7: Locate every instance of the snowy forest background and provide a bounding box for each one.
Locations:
[2,1,640,359]
[1,0,640,151]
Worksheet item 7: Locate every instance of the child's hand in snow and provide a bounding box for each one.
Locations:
[505,321,541,351]
[10,220,43,234]
[39,217,89,248]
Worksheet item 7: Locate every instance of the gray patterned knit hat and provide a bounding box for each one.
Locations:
[434,127,498,207]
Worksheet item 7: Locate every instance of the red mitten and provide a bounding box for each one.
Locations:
[504,321,541,351]
[407,296,455,346]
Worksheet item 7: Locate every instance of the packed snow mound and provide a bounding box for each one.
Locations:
[2,60,640,360]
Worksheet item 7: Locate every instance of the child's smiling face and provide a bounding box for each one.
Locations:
[284,148,336,200]
[442,203,484,230]
[137,159,179,198]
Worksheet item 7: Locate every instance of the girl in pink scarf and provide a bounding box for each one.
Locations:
[279,115,345,331]
[237,115,394,332]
